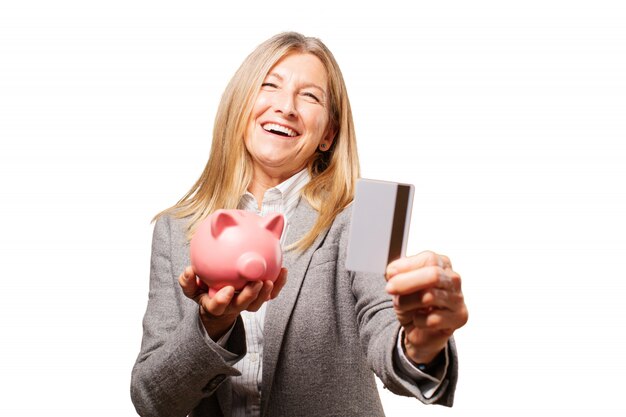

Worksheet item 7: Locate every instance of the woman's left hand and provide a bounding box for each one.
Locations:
[385,251,468,365]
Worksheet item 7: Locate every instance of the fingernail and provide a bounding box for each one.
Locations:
[385,282,395,293]
[386,267,397,277]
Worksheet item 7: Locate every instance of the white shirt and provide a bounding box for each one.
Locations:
[231,169,310,417]
[201,169,448,417]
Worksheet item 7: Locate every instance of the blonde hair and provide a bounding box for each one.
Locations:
[156,32,360,251]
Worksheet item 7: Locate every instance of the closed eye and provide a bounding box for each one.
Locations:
[262,82,278,89]
[302,92,320,103]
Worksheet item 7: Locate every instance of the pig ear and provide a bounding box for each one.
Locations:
[262,212,285,239]
[211,210,239,238]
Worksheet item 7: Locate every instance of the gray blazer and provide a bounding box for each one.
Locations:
[131,199,458,417]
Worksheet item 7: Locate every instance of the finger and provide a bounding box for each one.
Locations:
[196,277,209,291]
[411,307,469,331]
[395,307,425,328]
[440,255,452,270]
[449,271,462,292]
[386,266,455,295]
[386,251,442,280]
[178,266,200,299]
[204,286,236,317]
[231,280,264,311]
[393,288,462,313]
[270,268,288,300]
[247,281,274,311]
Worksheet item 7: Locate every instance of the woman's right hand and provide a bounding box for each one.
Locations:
[178,266,288,340]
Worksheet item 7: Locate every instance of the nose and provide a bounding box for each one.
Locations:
[237,252,267,280]
[274,90,297,118]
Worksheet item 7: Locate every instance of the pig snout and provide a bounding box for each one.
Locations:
[236,252,267,280]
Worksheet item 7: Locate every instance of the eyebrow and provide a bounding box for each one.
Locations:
[266,72,327,97]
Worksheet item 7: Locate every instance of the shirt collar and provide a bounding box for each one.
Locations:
[238,169,311,220]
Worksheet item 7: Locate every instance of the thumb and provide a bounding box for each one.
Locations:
[270,267,288,300]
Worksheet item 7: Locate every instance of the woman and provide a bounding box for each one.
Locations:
[131,32,468,417]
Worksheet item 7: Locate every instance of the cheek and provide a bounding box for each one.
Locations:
[252,94,271,116]
[249,94,270,125]
[246,96,270,139]
[303,109,330,137]
[254,96,268,111]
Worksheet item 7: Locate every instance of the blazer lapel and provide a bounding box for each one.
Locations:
[260,198,330,416]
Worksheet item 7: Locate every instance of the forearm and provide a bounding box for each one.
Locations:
[199,304,239,341]
[131,308,245,416]
[391,332,459,406]
[352,268,458,406]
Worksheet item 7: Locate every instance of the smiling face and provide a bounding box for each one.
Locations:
[244,53,334,187]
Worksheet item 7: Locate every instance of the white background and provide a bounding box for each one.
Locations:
[1,1,625,416]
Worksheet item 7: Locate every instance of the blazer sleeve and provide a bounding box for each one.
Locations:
[337,210,459,407]
[130,215,246,417]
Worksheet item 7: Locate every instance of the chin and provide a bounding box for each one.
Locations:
[255,155,293,170]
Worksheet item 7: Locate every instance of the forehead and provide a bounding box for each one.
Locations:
[266,53,328,88]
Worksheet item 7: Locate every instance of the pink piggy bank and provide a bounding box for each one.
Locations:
[190,209,285,296]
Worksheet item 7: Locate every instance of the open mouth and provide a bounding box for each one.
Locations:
[262,123,300,138]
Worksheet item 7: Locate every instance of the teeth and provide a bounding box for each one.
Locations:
[262,123,298,137]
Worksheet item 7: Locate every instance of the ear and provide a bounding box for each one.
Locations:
[262,212,285,239]
[211,210,239,238]
[320,127,336,151]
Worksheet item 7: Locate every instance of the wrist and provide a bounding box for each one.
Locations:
[412,348,446,374]
[199,305,237,341]
[401,332,445,370]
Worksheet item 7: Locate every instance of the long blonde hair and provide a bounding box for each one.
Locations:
[156,32,360,251]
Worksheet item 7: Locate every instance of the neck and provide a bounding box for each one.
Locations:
[247,179,274,210]
[247,166,302,209]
